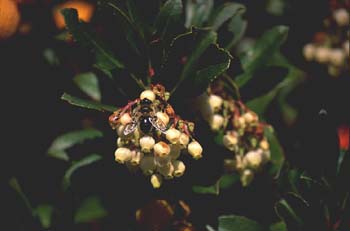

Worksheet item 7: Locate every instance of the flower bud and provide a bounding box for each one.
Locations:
[179,133,190,147]
[208,94,223,112]
[173,160,186,177]
[154,141,171,157]
[210,114,224,131]
[169,144,182,160]
[114,147,132,164]
[165,128,181,144]
[240,169,254,187]
[117,137,124,147]
[130,150,144,166]
[156,112,170,126]
[242,111,258,124]
[120,113,132,125]
[315,47,331,63]
[150,174,162,188]
[187,141,203,159]
[223,132,238,151]
[116,125,125,137]
[333,8,349,26]
[139,136,155,153]
[158,163,174,179]
[303,43,316,61]
[140,90,156,102]
[259,139,269,151]
[244,150,262,170]
[329,49,345,66]
[140,156,156,175]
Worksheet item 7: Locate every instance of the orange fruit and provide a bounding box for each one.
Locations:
[53,0,95,29]
[0,0,21,40]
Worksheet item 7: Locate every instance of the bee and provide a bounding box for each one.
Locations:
[123,98,168,136]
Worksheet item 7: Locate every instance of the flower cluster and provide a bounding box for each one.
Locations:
[198,85,271,186]
[302,7,349,77]
[109,84,202,188]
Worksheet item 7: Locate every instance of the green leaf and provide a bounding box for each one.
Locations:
[35,204,54,229]
[264,127,285,178]
[218,215,264,231]
[61,8,124,69]
[235,26,289,87]
[192,174,239,195]
[47,129,103,161]
[225,6,247,49]
[269,221,287,231]
[73,72,101,101]
[185,0,213,28]
[9,177,34,215]
[63,154,102,190]
[43,48,60,66]
[155,0,183,41]
[74,196,107,223]
[61,93,117,112]
[274,199,303,229]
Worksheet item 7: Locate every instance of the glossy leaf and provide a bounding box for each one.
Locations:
[47,129,103,161]
[61,9,124,69]
[63,154,102,190]
[235,26,289,87]
[225,6,247,49]
[208,3,245,31]
[74,196,107,223]
[61,93,117,112]
[35,204,54,229]
[264,126,285,178]
[218,215,264,231]
[73,72,101,101]
[185,0,213,28]
[192,174,239,195]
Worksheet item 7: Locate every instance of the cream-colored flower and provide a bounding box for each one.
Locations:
[130,150,144,166]
[140,156,156,175]
[173,160,186,177]
[139,136,155,153]
[187,141,203,159]
[315,47,331,63]
[116,125,125,137]
[244,150,262,170]
[140,90,156,102]
[165,128,181,144]
[329,49,345,66]
[223,131,238,151]
[156,112,170,126]
[157,163,174,179]
[333,8,349,26]
[114,147,132,164]
[210,114,224,131]
[242,111,257,124]
[120,113,132,125]
[179,133,190,147]
[259,139,269,150]
[154,141,171,157]
[303,43,316,61]
[208,94,223,112]
[241,169,254,187]
[150,174,162,188]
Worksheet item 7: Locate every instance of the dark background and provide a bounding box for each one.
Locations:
[2,0,349,230]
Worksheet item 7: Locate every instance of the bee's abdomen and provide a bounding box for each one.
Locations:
[139,116,152,134]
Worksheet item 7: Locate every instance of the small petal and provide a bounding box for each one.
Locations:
[139,136,155,153]
[210,114,224,131]
[154,141,171,157]
[243,150,262,170]
[179,133,190,147]
[140,90,156,102]
[150,174,162,188]
[156,112,170,126]
[208,94,223,112]
[120,113,133,126]
[173,160,186,177]
[240,169,254,187]
[187,141,203,159]
[223,131,238,151]
[165,128,181,144]
[130,150,144,166]
[114,147,132,164]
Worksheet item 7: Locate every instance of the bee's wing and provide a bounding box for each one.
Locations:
[123,121,138,136]
[150,117,167,133]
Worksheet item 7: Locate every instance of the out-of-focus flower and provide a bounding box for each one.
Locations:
[53,0,95,29]
[338,125,349,151]
[0,0,21,40]
[333,8,349,26]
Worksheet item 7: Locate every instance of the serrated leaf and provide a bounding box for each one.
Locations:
[235,26,289,87]
[73,72,101,101]
[47,129,103,161]
[74,196,107,223]
[185,0,213,28]
[192,174,239,195]
[218,215,264,231]
[61,93,117,112]
[61,8,124,69]
[35,204,54,229]
[264,127,285,178]
[269,221,287,231]
[63,154,102,190]
[274,199,303,229]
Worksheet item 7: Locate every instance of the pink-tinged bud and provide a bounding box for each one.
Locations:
[303,43,316,61]
[179,133,190,147]
[329,49,345,66]
[140,156,156,175]
[120,113,132,125]
[210,114,224,131]
[240,169,254,187]
[154,141,171,157]
[156,111,170,126]
[130,150,144,166]
[140,90,156,102]
[208,94,223,112]
[259,139,269,150]
[169,144,182,160]
[333,8,349,26]
[187,141,203,159]
[244,150,262,170]
[165,128,181,144]
[114,147,132,164]
[139,136,155,153]
[173,160,186,177]
[150,174,162,188]
[315,47,331,63]
[223,131,238,151]
[157,163,174,179]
